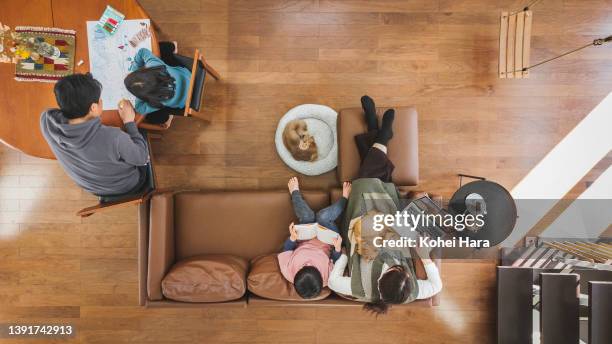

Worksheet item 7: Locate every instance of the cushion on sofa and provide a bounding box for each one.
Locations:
[247,254,331,301]
[161,254,248,303]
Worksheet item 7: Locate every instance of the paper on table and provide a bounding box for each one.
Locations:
[86,19,152,110]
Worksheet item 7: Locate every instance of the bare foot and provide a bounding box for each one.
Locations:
[288,177,299,193]
[342,181,352,198]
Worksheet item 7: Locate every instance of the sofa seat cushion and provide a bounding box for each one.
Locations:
[337,106,418,186]
[247,254,331,301]
[162,254,248,303]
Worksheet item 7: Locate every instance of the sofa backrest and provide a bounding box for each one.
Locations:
[173,190,330,261]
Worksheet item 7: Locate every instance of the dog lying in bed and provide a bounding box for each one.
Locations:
[282,119,318,162]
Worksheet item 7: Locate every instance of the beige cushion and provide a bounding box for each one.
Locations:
[162,254,248,303]
[247,254,331,301]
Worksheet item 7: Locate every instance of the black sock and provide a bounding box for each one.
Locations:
[145,108,171,124]
[361,95,378,131]
[375,109,395,145]
[158,41,182,67]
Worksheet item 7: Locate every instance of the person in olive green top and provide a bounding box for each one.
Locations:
[327,96,442,315]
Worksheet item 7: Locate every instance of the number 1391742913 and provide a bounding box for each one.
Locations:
[3,324,74,337]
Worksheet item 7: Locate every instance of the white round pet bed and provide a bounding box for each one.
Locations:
[274,104,338,176]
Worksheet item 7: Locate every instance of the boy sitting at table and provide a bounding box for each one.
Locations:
[40,73,150,198]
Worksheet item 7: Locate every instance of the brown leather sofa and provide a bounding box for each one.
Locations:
[138,106,437,307]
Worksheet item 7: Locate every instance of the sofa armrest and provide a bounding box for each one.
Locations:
[138,200,150,306]
[429,254,442,306]
[411,247,442,306]
[147,192,175,301]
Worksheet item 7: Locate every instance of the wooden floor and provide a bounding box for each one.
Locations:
[1,0,611,343]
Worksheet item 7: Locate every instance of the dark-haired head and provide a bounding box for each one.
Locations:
[294,266,323,299]
[54,73,103,120]
[363,265,411,315]
[124,66,175,109]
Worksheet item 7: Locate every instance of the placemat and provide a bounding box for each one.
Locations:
[14,26,76,82]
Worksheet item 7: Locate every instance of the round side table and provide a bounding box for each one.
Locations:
[448,180,517,246]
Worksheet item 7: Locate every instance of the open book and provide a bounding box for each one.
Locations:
[294,223,339,245]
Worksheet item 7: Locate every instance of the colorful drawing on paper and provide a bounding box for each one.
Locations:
[86,19,151,110]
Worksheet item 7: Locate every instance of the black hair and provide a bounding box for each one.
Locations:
[363,265,411,315]
[294,266,323,299]
[124,65,176,109]
[53,73,102,119]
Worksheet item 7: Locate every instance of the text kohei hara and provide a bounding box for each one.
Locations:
[370,212,491,248]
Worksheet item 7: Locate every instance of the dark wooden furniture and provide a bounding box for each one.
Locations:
[497,266,533,344]
[589,281,612,344]
[448,180,517,246]
[540,273,579,344]
[497,265,612,344]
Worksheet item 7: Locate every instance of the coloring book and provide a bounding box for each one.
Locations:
[86,19,151,110]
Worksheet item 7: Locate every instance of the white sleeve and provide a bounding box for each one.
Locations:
[327,254,352,296]
[416,261,443,299]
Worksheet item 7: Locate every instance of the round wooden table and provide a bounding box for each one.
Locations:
[0,0,158,159]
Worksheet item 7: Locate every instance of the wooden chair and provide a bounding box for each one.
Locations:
[76,190,155,217]
[138,48,220,131]
[176,48,220,120]
[76,135,159,217]
[499,10,533,78]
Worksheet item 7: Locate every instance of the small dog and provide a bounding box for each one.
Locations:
[282,119,318,162]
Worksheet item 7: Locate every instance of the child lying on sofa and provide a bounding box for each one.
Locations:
[278,177,351,299]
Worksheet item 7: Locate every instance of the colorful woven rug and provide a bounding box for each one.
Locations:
[14,26,76,82]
